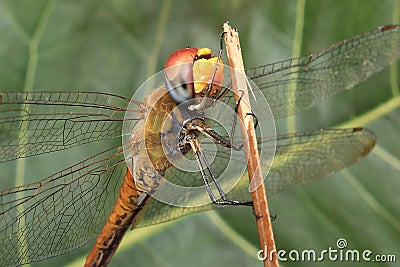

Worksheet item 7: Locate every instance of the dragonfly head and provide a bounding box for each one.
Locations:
[164,47,224,104]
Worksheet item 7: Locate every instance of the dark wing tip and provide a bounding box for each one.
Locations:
[380,24,398,31]
[353,127,377,156]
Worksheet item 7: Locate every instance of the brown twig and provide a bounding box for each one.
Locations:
[223,22,279,267]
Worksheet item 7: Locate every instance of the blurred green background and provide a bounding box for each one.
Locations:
[0,0,399,266]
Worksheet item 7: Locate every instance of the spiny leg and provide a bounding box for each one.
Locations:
[189,137,252,206]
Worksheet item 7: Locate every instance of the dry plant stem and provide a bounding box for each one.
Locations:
[223,22,279,267]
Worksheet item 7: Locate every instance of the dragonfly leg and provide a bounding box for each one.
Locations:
[236,90,259,130]
[252,205,262,218]
[184,118,243,152]
[245,112,259,130]
[251,206,277,221]
[188,137,252,206]
[228,90,260,151]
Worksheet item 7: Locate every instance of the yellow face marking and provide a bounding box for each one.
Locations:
[193,56,224,95]
[196,48,212,57]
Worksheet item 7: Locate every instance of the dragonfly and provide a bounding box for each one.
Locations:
[0,24,399,267]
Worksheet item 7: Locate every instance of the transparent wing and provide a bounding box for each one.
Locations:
[243,24,400,118]
[0,92,132,162]
[136,128,376,227]
[0,146,126,266]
